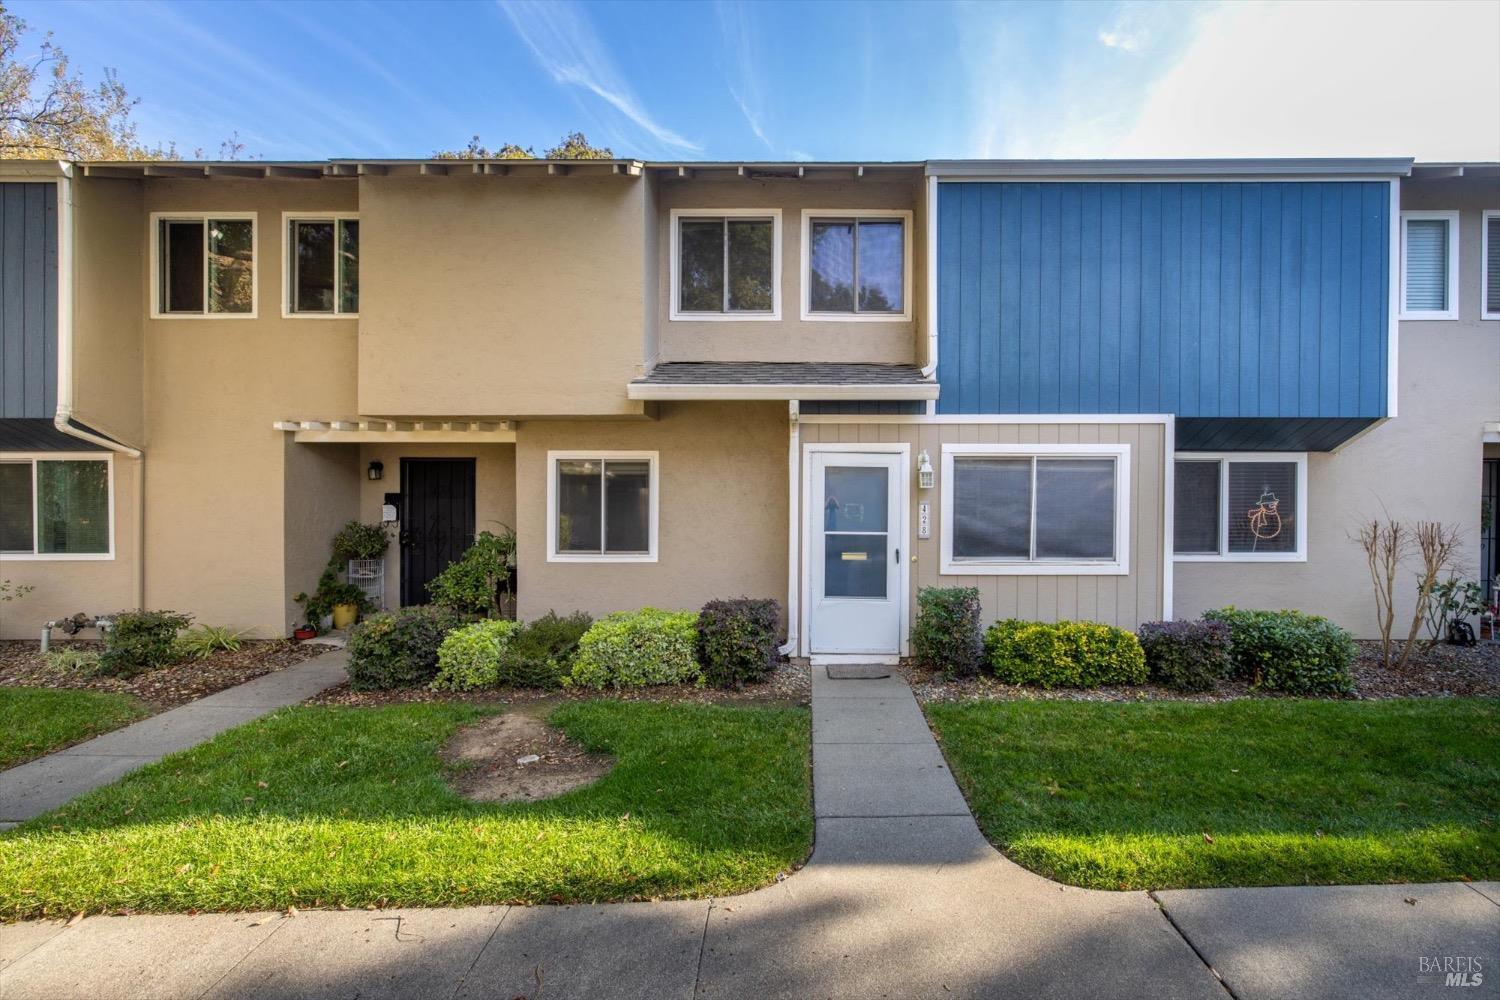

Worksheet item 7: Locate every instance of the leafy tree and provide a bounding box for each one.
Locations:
[543,130,612,159]
[0,5,171,159]
[432,131,614,160]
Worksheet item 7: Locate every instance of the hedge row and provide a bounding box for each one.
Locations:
[346,598,782,692]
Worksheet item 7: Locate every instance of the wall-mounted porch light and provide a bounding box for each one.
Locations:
[367,460,384,482]
[917,450,934,490]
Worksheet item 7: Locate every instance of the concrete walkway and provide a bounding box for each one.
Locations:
[0,650,349,826]
[1,664,1495,999]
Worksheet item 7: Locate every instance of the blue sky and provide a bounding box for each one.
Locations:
[12,0,1499,162]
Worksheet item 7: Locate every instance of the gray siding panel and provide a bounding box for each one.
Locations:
[0,182,58,419]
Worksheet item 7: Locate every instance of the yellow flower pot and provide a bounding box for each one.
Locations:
[331,603,359,629]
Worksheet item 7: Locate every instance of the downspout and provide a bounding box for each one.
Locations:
[53,164,146,610]
[778,400,800,657]
[920,173,939,379]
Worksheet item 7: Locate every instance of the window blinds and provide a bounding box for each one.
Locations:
[1404,218,1449,312]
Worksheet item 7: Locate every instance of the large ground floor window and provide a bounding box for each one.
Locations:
[1173,452,1307,561]
[546,451,658,563]
[939,443,1130,575]
[0,454,113,558]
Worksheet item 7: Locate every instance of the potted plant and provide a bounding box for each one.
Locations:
[295,562,373,634]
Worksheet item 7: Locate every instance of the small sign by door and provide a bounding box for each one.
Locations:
[918,502,931,539]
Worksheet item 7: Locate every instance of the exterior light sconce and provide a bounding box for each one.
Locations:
[367,460,384,482]
[917,450,935,490]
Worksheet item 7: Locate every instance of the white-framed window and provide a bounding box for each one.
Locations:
[282,213,359,317]
[939,443,1130,576]
[669,208,781,320]
[0,453,114,560]
[1483,209,1499,321]
[1173,452,1307,562]
[1399,210,1459,320]
[546,451,658,562]
[150,212,257,318]
[800,209,912,321]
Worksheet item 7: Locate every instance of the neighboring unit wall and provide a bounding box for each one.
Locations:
[358,174,649,418]
[356,443,517,611]
[515,402,788,620]
[0,181,58,420]
[1176,180,1500,636]
[139,179,359,636]
[283,440,359,631]
[0,455,140,638]
[799,419,1167,630]
[655,176,925,364]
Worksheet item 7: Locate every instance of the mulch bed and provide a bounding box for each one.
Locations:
[306,661,811,708]
[904,638,1500,704]
[0,639,330,710]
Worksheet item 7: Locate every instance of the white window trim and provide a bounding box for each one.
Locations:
[1172,451,1308,563]
[668,208,782,321]
[1483,209,1499,321]
[148,211,258,319]
[281,212,359,319]
[939,443,1130,576]
[545,450,659,563]
[798,209,913,322]
[1398,210,1459,321]
[0,452,115,561]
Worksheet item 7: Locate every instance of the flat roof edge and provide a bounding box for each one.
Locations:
[926,157,1416,178]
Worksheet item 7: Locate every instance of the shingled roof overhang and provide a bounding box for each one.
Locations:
[628,362,938,401]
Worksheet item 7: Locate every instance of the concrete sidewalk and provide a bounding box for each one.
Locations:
[1,664,1494,999]
[0,650,349,826]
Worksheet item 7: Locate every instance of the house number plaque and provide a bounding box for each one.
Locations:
[918,502,931,540]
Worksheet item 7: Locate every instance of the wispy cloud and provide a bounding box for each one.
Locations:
[716,0,772,151]
[497,0,701,154]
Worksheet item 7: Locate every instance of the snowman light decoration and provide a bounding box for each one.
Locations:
[1246,488,1283,550]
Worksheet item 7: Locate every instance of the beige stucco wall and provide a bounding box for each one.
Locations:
[282,440,360,630]
[1175,179,1500,637]
[356,443,516,611]
[71,177,145,447]
[0,454,141,638]
[654,175,925,364]
[357,174,648,419]
[799,420,1167,631]
[514,402,788,620]
[138,179,360,636]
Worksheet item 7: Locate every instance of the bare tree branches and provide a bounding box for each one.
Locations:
[1398,522,1461,670]
[1357,518,1406,669]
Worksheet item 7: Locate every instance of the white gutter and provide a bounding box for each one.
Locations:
[626,382,938,401]
[53,165,146,611]
[921,174,939,378]
[778,401,800,657]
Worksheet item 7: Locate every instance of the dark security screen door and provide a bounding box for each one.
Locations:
[400,458,476,606]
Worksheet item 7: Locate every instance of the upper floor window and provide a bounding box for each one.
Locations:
[284,214,359,317]
[1400,211,1458,320]
[1173,453,1306,561]
[152,213,256,317]
[1483,210,1499,321]
[802,210,911,321]
[670,209,780,320]
[0,455,112,559]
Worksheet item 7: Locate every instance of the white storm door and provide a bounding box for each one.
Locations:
[809,452,903,655]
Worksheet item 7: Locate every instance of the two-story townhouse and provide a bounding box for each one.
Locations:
[1,156,1495,661]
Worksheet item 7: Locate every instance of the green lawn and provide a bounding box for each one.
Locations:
[926,698,1499,891]
[0,688,150,769]
[0,701,811,918]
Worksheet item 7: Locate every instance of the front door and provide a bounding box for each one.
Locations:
[399,458,476,606]
[809,452,904,655]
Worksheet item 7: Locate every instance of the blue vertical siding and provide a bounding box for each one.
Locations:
[936,181,1390,418]
[0,183,58,420]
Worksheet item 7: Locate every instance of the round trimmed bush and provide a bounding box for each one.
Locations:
[1138,619,1233,692]
[430,619,521,691]
[1201,607,1355,695]
[697,598,781,688]
[496,611,593,689]
[984,619,1147,688]
[911,586,984,678]
[569,608,701,689]
[346,605,462,690]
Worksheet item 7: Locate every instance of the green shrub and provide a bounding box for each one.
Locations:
[346,606,462,690]
[427,530,517,617]
[911,587,984,678]
[99,610,192,678]
[430,619,521,691]
[984,619,1147,688]
[175,625,246,661]
[44,648,102,674]
[1137,619,1233,692]
[331,521,391,562]
[497,611,593,688]
[697,598,780,688]
[1201,607,1355,695]
[569,608,701,689]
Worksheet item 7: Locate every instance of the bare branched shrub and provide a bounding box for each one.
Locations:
[1356,519,1405,669]
[1398,522,1461,670]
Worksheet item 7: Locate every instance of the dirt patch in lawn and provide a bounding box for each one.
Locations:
[441,712,613,802]
[308,661,811,709]
[0,639,330,710]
